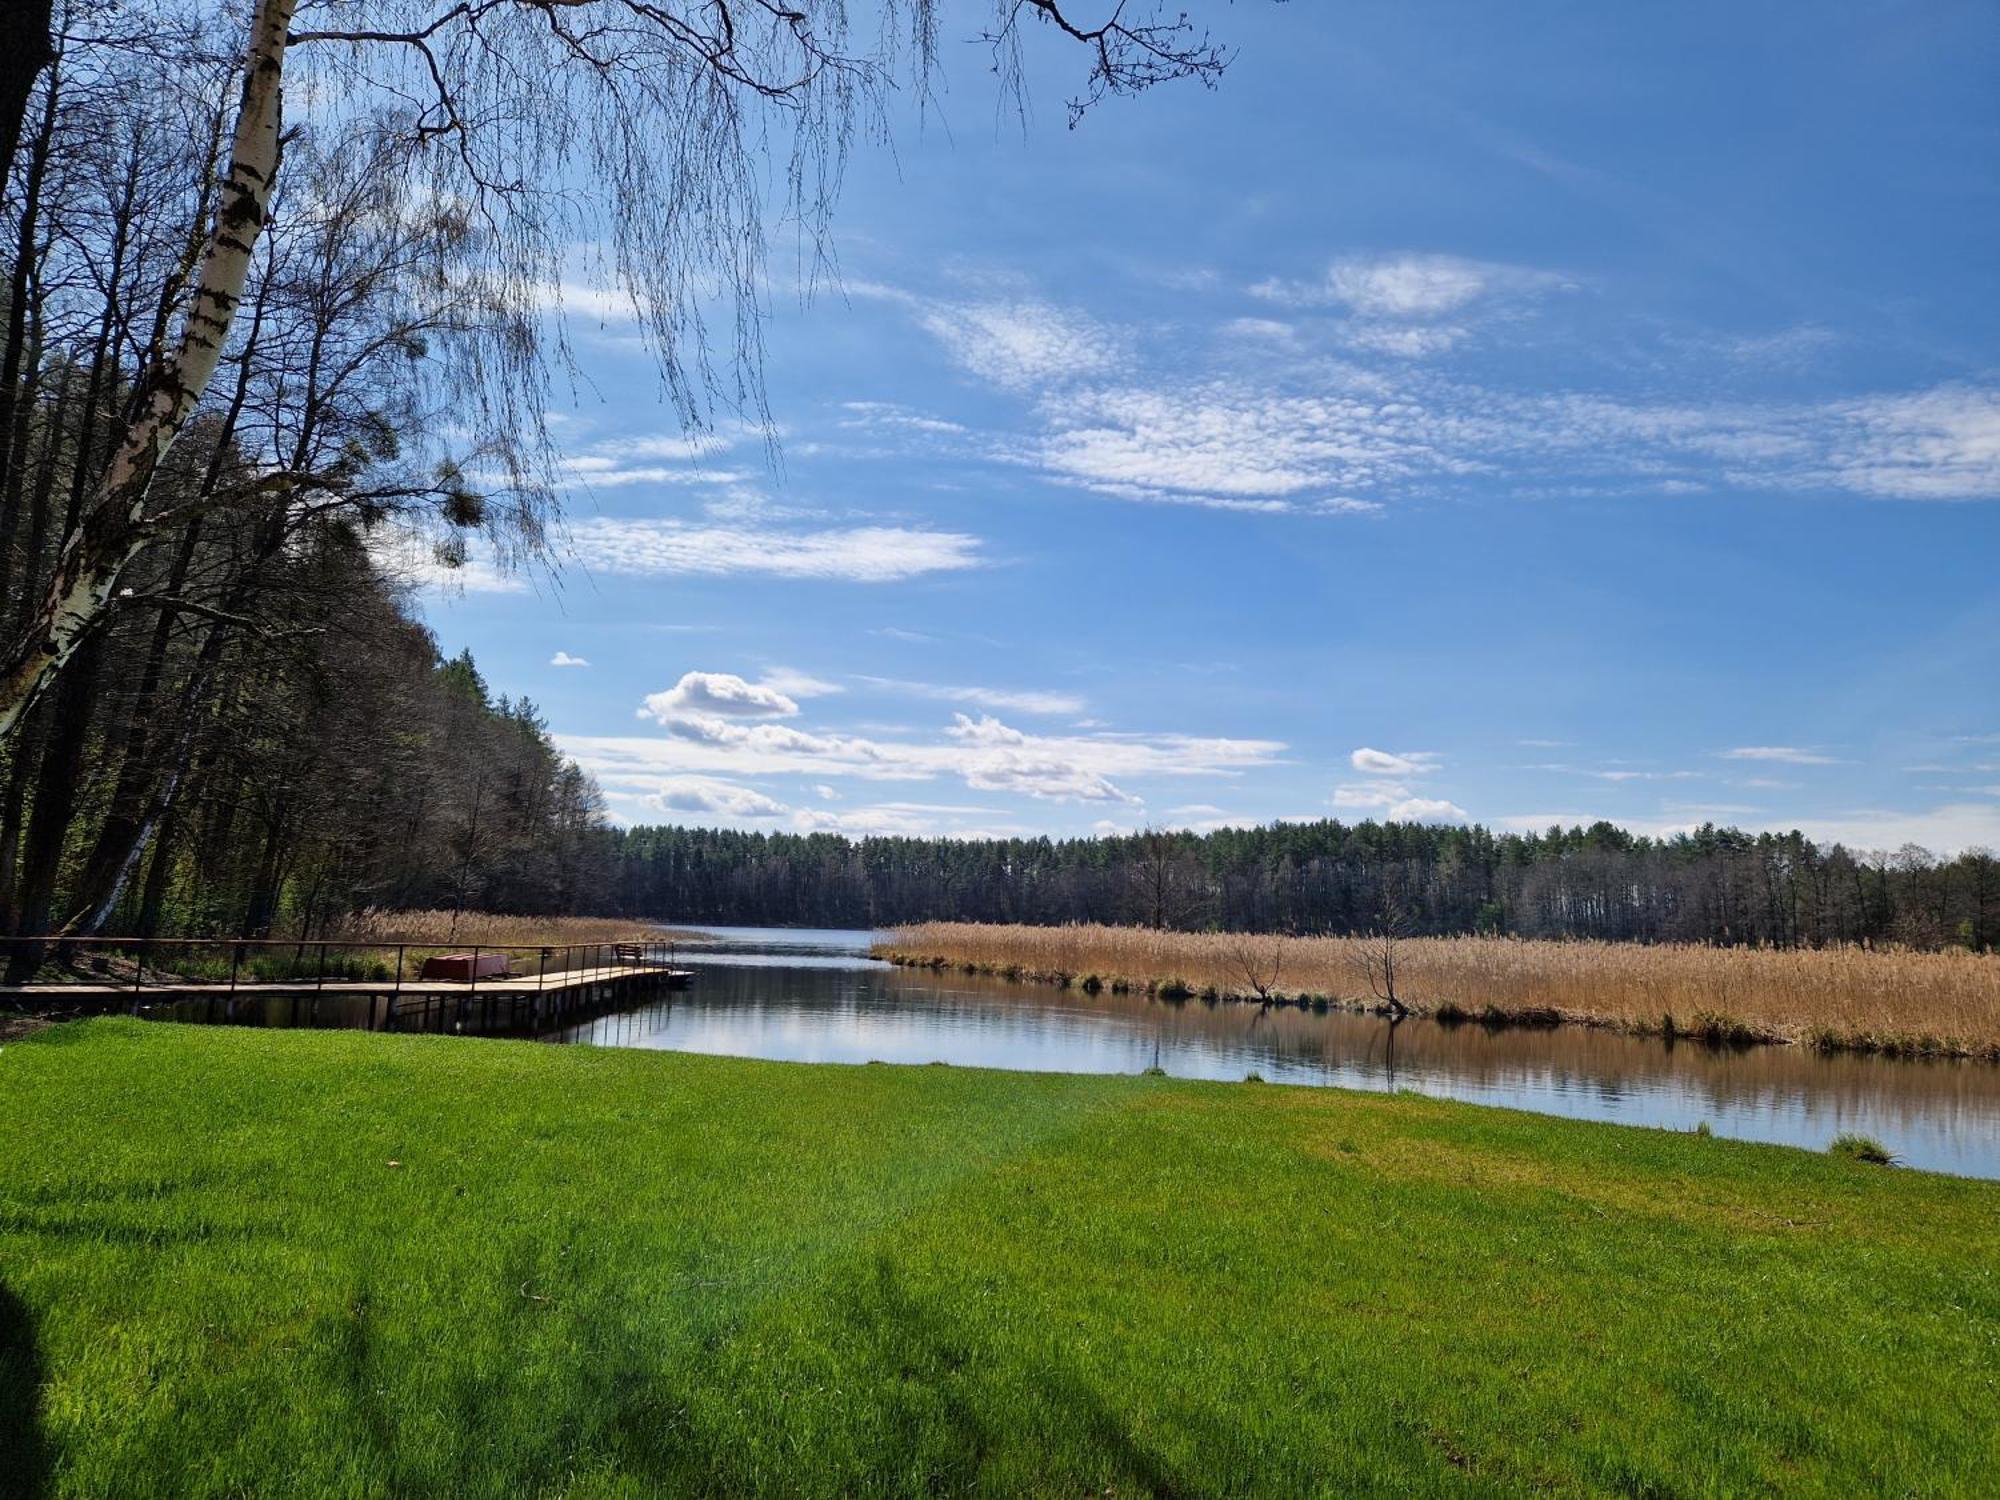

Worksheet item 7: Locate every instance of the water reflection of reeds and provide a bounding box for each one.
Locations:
[551,956,2000,1179]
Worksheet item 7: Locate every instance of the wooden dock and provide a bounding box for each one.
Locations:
[0,940,695,1038]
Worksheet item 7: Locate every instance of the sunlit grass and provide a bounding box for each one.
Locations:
[1,1020,1996,1495]
[879,922,2000,1059]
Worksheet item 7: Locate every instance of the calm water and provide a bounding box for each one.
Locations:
[549,926,2000,1180]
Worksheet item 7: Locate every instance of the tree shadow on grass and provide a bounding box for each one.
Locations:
[0,1283,50,1500]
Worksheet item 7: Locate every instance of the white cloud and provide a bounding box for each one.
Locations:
[1524,762,1700,783]
[640,777,788,820]
[1350,747,1438,776]
[838,400,968,436]
[1251,253,1568,321]
[878,277,2000,512]
[550,651,590,668]
[565,706,1284,810]
[945,714,1137,803]
[916,299,1126,392]
[1033,380,1451,504]
[1336,749,1459,822]
[1327,255,1495,318]
[639,671,801,726]
[1719,746,1843,766]
[1342,324,1471,358]
[757,667,844,700]
[568,519,983,582]
[1388,797,1469,824]
[854,676,1086,717]
[1333,781,1411,810]
[1822,387,2000,500]
[789,802,1030,839]
[1781,804,2000,857]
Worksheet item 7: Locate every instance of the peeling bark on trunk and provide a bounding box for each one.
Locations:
[0,0,297,744]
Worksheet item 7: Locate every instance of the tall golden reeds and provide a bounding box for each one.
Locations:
[876,922,2000,1060]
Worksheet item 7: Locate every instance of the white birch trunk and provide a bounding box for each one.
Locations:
[0,0,296,741]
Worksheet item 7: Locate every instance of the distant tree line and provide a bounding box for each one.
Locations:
[604,822,2000,952]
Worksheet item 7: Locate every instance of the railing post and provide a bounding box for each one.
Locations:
[229,943,240,994]
[318,941,327,990]
[133,942,144,994]
[471,945,480,997]
[394,944,404,996]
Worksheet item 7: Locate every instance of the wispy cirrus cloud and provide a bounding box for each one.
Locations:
[567,518,982,582]
[1719,746,1844,766]
[870,272,2000,513]
[1247,253,1574,360]
[853,676,1087,717]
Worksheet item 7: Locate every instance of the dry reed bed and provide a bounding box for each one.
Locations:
[876,922,2000,1061]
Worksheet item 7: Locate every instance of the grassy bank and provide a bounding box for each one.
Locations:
[878,922,2000,1060]
[3,1022,1998,1495]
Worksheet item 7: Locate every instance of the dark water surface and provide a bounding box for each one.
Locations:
[547,926,2000,1180]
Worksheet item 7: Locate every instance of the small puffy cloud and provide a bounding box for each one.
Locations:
[1338,747,1459,823]
[1719,746,1843,766]
[641,777,788,820]
[549,651,589,668]
[640,671,800,726]
[1350,747,1438,776]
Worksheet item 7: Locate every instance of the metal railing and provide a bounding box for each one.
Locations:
[0,934,685,997]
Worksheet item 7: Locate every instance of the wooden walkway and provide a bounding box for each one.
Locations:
[1,962,695,1037]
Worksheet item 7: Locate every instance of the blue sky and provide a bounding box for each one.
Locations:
[407,0,2000,850]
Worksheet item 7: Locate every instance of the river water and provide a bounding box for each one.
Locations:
[545,925,2000,1180]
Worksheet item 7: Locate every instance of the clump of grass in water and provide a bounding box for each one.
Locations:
[1693,1121,1714,1138]
[1829,1133,1895,1166]
[1244,1071,1265,1084]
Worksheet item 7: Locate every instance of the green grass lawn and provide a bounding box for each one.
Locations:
[2,1020,1997,1497]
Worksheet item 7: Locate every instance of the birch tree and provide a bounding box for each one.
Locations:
[0,0,1237,742]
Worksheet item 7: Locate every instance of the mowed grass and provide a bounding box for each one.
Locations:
[3,1022,1998,1497]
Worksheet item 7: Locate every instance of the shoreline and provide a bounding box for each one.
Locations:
[873,936,2000,1064]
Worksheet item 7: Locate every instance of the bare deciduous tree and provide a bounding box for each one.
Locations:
[1229,932,1285,1001]
[1355,896,1414,1016]
[0,0,1245,741]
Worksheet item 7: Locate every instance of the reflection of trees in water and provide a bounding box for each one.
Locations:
[537,959,1997,1160]
[886,964,2000,1133]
